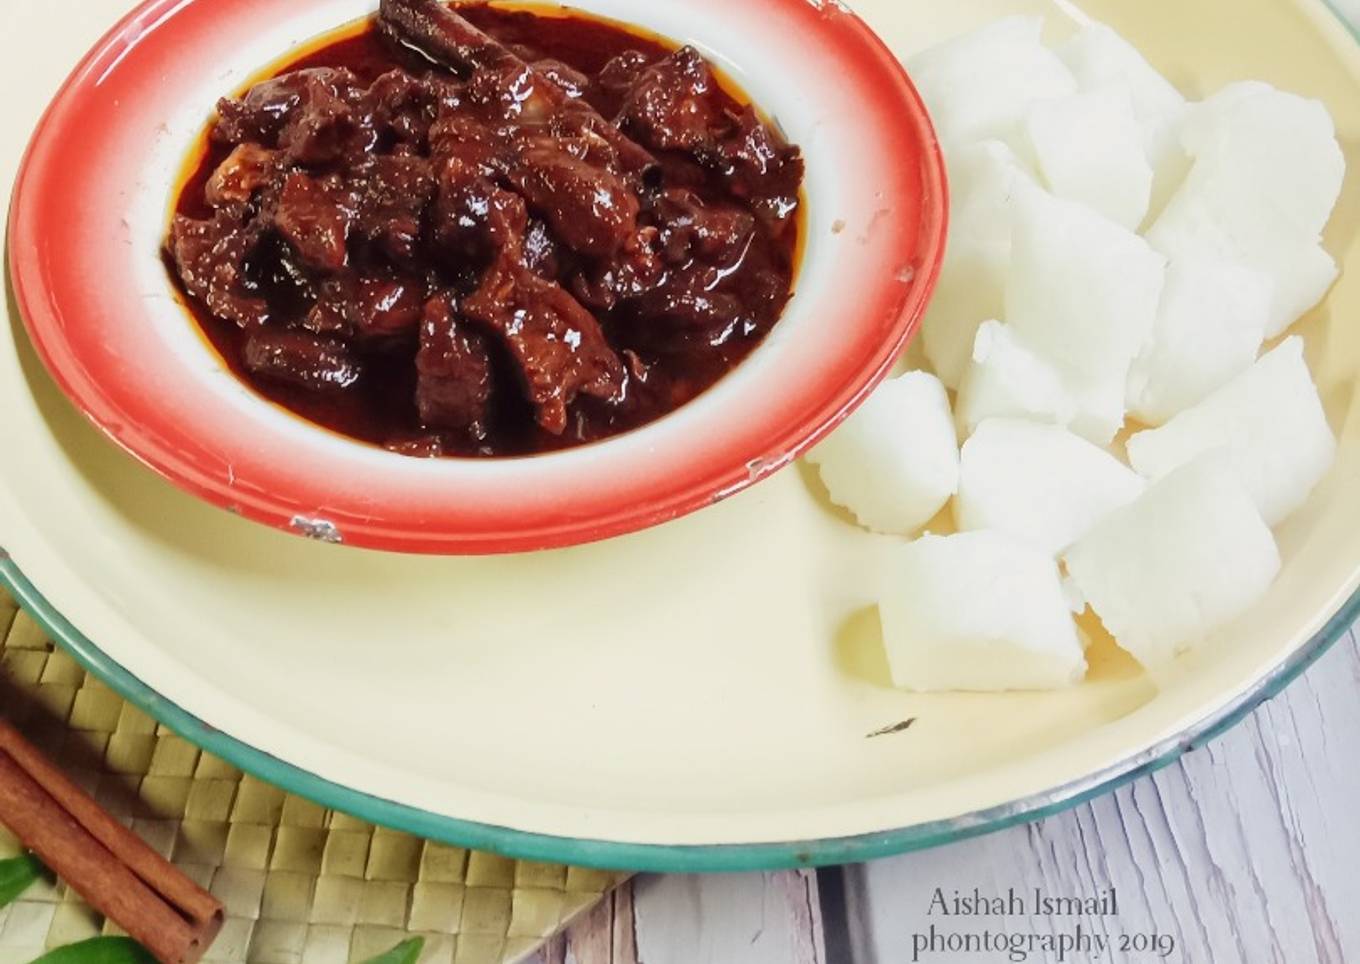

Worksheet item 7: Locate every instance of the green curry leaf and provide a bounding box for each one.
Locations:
[0,853,45,908]
[27,937,156,964]
[362,937,426,964]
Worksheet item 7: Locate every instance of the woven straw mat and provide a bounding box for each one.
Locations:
[0,588,628,963]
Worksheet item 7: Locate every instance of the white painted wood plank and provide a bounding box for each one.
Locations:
[532,886,639,964]
[843,627,1360,964]
[529,871,823,964]
[630,871,823,964]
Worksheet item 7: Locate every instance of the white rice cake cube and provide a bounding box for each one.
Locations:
[1007,186,1166,379]
[947,139,1039,243]
[1126,337,1337,526]
[1126,253,1272,425]
[1064,455,1281,668]
[921,237,1008,390]
[922,141,1035,388]
[1023,85,1153,230]
[955,418,1145,555]
[1141,106,1194,226]
[807,372,959,534]
[954,320,1125,446]
[1057,22,1185,122]
[955,320,1075,437]
[1056,21,1190,221]
[1150,202,1337,340]
[1148,82,1344,336]
[1181,81,1344,238]
[906,17,1076,147]
[880,531,1087,692]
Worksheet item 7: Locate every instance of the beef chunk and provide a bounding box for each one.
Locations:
[415,294,494,433]
[277,72,359,165]
[353,277,426,338]
[617,49,803,219]
[205,143,279,209]
[305,278,355,337]
[363,69,460,146]
[431,103,649,213]
[542,108,636,175]
[432,112,645,257]
[551,101,657,182]
[464,258,625,433]
[467,61,558,123]
[169,213,270,328]
[214,75,306,146]
[571,227,665,311]
[522,219,561,278]
[597,50,651,94]
[632,261,744,334]
[506,144,639,256]
[618,47,717,152]
[652,188,756,265]
[214,68,361,149]
[436,162,624,432]
[636,261,789,346]
[431,156,525,261]
[305,275,425,340]
[428,110,505,179]
[346,155,437,266]
[533,59,590,99]
[707,106,804,218]
[273,172,351,273]
[243,329,361,392]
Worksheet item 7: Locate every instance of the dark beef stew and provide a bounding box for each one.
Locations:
[167,0,803,456]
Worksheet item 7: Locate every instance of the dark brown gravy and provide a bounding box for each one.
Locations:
[168,3,803,457]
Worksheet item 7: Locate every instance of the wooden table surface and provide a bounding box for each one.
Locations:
[530,622,1360,963]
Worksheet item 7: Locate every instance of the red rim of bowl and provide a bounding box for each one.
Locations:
[8,0,948,555]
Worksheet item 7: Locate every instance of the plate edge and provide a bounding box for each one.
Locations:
[2,0,1359,872]
[3,553,1356,872]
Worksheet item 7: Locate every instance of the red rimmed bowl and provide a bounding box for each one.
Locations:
[8,0,946,555]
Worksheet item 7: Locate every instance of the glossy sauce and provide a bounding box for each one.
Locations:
[169,4,802,456]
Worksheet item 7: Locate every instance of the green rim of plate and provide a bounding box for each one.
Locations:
[3,0,1359,875]
[3,555,1357,872]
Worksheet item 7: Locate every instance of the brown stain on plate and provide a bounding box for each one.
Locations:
[866,718,917,738]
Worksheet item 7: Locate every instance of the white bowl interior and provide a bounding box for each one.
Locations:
[115,0,908,493]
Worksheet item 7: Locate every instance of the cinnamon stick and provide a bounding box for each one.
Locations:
[0,720,223,964]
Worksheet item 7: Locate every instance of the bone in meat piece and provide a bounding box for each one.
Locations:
[378,0,656,175]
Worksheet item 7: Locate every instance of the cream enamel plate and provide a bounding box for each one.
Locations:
[3,0,1360,871]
